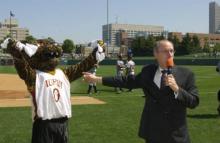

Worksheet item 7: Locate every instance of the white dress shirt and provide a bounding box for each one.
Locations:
[153,67,178,98]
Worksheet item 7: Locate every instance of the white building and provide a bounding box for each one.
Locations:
[0,18,29,41]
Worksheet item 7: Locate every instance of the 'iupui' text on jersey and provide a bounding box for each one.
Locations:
[32,69,71,120]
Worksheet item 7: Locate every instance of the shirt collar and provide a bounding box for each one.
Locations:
[158,66,167,73]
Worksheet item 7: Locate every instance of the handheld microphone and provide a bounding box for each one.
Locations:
[166,57,174,74]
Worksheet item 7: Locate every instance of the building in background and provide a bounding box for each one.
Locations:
[209,1,220,34]
[102,23,164,47]
[0,18,29,41]
[102,23,165,56]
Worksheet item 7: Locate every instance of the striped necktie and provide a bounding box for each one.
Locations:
[160,70,167,89]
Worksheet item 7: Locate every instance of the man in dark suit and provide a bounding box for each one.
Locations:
[83,40,199,143]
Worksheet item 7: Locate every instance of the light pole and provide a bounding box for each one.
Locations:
[107,0,109,57]
[9,11,12,37]
[9,11,15,38]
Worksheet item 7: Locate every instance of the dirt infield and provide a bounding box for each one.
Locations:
[0,74,28,99]
[0,96,105,107]
[0,74,105,107]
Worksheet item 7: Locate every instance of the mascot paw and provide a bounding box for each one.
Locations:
[90,40,106,62]
[0,38,12,49]
[16,41,26,51]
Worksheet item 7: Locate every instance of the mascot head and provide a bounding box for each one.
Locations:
[29,39,63,71]
[2,38,63,72]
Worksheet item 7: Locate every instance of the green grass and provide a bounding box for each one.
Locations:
[0,65,17,74]
[0,65,220,143]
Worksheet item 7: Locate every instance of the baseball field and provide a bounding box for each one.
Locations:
[0,65,220,143]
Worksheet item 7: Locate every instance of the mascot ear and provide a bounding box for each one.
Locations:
[16,41,39,57]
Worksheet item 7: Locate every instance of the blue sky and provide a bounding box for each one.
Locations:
[0,0,219,43]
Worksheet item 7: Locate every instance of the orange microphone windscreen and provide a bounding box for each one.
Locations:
[166,57,174,67]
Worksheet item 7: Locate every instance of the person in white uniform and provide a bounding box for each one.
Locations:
[115,54,125,93]
[125,55,135,92]
[87,64,99,94]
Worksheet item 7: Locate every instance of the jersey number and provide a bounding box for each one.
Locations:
[53,88,60,102]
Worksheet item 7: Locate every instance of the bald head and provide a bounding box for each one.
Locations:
[154,40,174,52]
[154,40,175,69]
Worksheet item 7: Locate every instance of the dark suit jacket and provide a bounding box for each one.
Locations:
[102,64,199,143]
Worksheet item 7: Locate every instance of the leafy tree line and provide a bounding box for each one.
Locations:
[130,33,219,56]
[131,35,164,56]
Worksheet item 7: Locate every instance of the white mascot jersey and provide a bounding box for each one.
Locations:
[34,69,71,120]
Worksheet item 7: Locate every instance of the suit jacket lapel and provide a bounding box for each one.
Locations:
[172,66,182,87]
[172,66,177,76]
[172,66,178,84]
[146,64,160,91]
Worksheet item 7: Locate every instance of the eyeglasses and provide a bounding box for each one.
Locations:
[43,51,62,60]
[157,49,175,54]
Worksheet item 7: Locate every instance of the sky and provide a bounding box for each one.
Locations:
[0,0,219,44]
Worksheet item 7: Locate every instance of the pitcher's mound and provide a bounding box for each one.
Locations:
[0,96,105,107]
[0,74,28,99]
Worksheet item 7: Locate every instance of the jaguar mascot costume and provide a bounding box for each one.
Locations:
[1,38,105,143]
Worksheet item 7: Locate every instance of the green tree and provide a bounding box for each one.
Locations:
[131,36,146,56]
[155,35,165,41]
[214,43,220,52]
[181,33,192,55]
[203,37,210,53]
[62,39,75,53]
[25,35,36,43]
[203,46,210,53]
[191,35,201,53]
[168,35,181,55]
[47,37,55,43]
[131,35,157,56]
[179,34,202,55]
[145,35,156,56]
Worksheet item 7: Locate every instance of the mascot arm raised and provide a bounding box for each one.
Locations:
[1,38,37,92]
[64,40,105,82]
